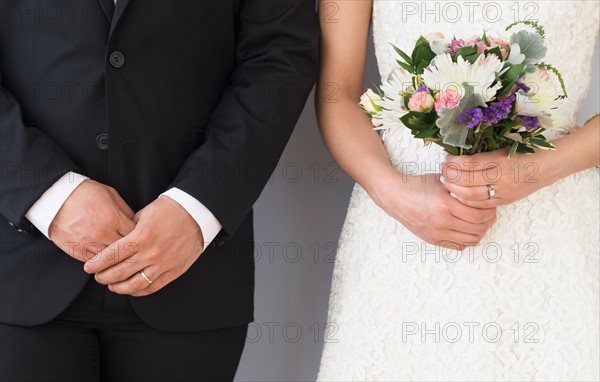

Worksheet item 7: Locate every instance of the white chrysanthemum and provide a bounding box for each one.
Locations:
[371,67,413,131]
[515,68,565,130]
[421,53,505,103]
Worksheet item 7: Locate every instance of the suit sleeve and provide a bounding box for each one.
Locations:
[0,70,81,233]
[167,0,319,241]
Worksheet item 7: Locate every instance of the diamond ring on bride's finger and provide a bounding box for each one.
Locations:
[487,185,496,199]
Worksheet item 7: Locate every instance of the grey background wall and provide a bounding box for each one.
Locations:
[234,27,600,382]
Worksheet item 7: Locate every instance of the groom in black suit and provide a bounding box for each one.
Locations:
[0,0,318,380]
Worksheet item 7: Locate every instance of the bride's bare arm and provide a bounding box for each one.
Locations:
[317,1,497,249]
[316,0,393,201]
[554,115,600,173]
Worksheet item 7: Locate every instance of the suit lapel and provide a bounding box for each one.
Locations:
[98,0,115,21]
[110,0,131,36]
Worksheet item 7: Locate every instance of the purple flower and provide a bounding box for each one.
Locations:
[417,86,435,93]
[482,96,514,125]
[516,115,540,130]
[515,82,531,93]
[459,108,483,128]
[500,82,531,100]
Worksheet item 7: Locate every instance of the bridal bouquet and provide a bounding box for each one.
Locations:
[360,21,567,157]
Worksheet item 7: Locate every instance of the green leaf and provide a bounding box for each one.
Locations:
[432,141,460,155]
[510,30,547,66]
[498,63,526,96]
[407,116,436,130]
[401,114,425,130]
[508,141,519,158]
[411,39,436,74]
[400,113,412,127]
[502,63,526,83]
[391,43,413,65]
[517,144,536,154]
[482,30,490,45]
[411,36,431,61]
[485,46,503,61]
[453,46,478,63]
[528,137,556,149]
[487,134,499,151]
[530,127,546,136]
[403,92,412,108]
[397,60,415,74]
[416,59,432,75]
[498,123,516,137]
[414,110,437,123]
[414,128,439,138]
[445,146,460,155]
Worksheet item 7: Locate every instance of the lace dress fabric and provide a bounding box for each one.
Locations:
[318,1,600,381]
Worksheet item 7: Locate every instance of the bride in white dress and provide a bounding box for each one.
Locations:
[316,1,599,381]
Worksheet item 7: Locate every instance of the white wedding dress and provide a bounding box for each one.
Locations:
[318,1,599,381]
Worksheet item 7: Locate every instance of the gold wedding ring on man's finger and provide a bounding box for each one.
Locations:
[140,270,153,285]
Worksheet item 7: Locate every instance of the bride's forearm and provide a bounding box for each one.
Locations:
[316,95,398,202]
[539,115,600,184]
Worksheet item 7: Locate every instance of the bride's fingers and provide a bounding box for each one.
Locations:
[446,217,492,238]
[442,181,490,201]
[448,198,497,223]
[451,193,502,209]
[434,230,483,249]
[441,169,492,187]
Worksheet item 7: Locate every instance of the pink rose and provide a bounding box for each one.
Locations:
[408,91,435,112]
[449,37,482,55]
[475,40,489,55]
[434,89,461,112]
[448,39,467,55]
[487,35,509,47]
[487,35,510,59]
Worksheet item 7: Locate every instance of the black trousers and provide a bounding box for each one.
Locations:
[0,277,248,382]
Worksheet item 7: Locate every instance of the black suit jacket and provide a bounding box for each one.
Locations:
[0,0,318,331]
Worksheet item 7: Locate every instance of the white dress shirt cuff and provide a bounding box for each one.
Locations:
[160,188,222,252]
[25,172,89,239]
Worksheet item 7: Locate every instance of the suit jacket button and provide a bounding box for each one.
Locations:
[109,51,125,68]
[96,133,109,150]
